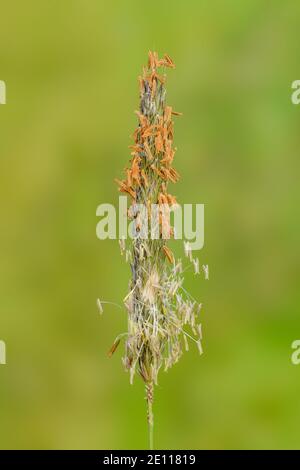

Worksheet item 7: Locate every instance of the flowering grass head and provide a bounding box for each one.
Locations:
[113,51,203,448]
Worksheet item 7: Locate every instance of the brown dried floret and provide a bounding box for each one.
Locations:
[162,245,175,264]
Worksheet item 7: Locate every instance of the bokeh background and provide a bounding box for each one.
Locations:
[0,0,300,449]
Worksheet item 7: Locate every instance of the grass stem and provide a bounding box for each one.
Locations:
[146,382,154,450]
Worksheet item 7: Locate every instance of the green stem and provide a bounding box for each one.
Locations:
[146,382,154,450]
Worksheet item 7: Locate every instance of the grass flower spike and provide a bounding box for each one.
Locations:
[114,51,203,449]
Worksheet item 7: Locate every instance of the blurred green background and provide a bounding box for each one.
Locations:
[0,0,300,450]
